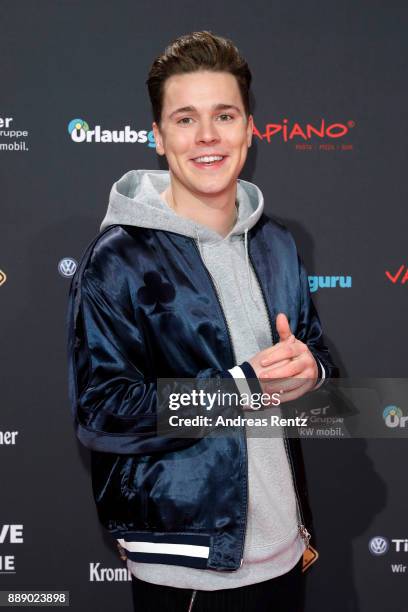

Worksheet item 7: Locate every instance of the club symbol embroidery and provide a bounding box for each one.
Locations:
[137,271,176,313]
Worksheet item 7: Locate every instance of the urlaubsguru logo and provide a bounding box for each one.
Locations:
[308,275,352,293]
[67,118,156,147]
[383,405,408,428]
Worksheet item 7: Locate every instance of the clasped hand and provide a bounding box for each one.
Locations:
[249,313,318,404]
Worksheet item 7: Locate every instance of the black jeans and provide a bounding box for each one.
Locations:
[131,558,305,612]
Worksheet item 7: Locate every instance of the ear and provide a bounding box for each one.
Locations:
[246,114,254,148]
[152,122,165,156]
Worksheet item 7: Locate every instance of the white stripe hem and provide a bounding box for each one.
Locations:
[117,539,209,559]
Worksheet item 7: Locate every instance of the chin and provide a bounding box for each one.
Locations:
[194,184,231,198]
[190,175,236,193]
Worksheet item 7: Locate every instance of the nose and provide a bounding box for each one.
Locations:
[195,117,220,145]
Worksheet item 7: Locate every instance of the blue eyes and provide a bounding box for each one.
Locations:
[177,114,233,125]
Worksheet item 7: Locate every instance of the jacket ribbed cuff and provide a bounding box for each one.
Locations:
[312,356,326,390]
[225,361,263,406]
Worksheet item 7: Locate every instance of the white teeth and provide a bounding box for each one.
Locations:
[193,155,224,163]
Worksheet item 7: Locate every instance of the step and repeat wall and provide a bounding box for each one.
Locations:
[1,1,407,610]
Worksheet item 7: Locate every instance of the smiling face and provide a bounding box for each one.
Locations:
[152,70,253,203]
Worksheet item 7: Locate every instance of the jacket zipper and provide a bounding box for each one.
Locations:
[282,435,311,548]
[247,249,311,549]
[191,238,249,569]
[191,240,236,363]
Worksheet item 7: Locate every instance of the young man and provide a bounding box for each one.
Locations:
[67,31,337,611]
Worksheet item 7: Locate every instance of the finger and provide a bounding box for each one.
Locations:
[263,376,304,395]
[276,313,292,342]
[260,338,309,368]
[259,378,307,406]
[278,380,315,404]
[264,353,309,371]
[266,358,291,370]
[259,358,305,380]
[259,334,295,360]
[260,340,300,367]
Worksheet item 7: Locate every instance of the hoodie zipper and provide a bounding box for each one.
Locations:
[247,249,311,549]
[191,238,249,570]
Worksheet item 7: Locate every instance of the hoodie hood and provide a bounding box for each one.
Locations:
[100,169,264,242]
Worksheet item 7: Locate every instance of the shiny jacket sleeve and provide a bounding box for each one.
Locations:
[66,267,249,456]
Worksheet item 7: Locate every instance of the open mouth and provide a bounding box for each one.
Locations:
[190,155,227,168]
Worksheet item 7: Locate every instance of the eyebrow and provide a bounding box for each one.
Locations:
[169,104,242,119]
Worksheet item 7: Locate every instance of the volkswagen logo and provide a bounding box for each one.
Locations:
[369,536,389,556]
[58,257,77,278]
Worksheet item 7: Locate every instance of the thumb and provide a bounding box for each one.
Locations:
[276,312,293,342]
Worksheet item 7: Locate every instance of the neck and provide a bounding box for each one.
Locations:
[162,173,238,238]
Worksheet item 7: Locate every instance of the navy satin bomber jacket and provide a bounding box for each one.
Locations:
[66,214,338,571]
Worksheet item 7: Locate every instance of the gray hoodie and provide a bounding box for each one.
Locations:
[101,169,305,590]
